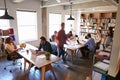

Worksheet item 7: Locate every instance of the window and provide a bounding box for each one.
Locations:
[0,9,10,30]
[17,10,37,42]
[49,13,61,38]
[65,15,74,34]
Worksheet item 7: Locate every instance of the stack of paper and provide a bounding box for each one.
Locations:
[94,61,109,73]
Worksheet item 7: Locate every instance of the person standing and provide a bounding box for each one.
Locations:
[56,22,67,62]
[103,27,113,49]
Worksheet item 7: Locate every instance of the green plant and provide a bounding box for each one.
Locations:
[45,51,51,60]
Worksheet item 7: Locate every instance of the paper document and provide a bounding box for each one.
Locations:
[94,61,109,71]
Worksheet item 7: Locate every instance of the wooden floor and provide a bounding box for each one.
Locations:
[0,54,93,80]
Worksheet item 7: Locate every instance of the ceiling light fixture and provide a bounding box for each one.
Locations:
[0,0,14,20]
[67,2,75,20]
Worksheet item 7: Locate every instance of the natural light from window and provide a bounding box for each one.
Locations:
[65,15,73,34]
[17,10,38,43]
[49,13,61,38]
[0,10,10,30]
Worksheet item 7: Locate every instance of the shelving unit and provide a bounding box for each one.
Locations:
[80,12,117,36]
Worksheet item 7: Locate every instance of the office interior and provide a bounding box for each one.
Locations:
[0,0,120,80]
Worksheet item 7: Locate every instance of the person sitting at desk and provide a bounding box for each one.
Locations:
[38,36,52,54]
[103,27,113,49]
[33,36,53,70]
[5,37,22,59]
[32,36,53,68]
[66,31,73,39]
[80,33,95,58]
[51,31,57,42]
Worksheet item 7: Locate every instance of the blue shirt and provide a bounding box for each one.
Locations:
[85,38,95,52]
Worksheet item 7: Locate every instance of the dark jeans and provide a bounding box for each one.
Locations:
[7,52,22,60]
[80,45,89,57]
[58,46,65,61]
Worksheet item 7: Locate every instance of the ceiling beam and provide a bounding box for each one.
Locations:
[41,0,100,8]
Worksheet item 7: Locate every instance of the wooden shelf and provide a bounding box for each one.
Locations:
[80,12,116,36]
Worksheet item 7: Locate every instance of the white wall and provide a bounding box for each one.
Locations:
[108,0,120,77]
[0,0,42,47]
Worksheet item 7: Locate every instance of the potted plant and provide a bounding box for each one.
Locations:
[45,51,51,60]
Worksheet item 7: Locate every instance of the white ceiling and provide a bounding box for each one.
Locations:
[12,0,118,12]
[41,0,118,12]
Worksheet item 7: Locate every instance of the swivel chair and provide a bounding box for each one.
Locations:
[4,50,22,73]
[51,43,58,56]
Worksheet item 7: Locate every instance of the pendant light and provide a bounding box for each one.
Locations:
[67,2,75,20]
[0,0,14,20]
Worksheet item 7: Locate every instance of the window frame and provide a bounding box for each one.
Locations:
[16,10,38,43]
[48,13,62,38]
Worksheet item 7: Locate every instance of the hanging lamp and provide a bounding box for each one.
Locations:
[0,0,14,20]
[67,2,75,20]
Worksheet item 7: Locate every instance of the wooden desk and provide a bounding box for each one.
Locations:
[18,44,61,80]
[64,44,84,63]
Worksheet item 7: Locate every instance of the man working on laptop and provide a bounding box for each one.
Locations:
[37,36,52,54]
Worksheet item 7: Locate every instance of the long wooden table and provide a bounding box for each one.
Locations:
[18,44,61,80]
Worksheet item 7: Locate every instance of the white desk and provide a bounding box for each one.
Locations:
[18,44,61,80]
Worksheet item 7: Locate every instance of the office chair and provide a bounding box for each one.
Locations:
[4,50,22,73]
[50,43,61,67]
[51,43,58,56]
[90,41,101,60]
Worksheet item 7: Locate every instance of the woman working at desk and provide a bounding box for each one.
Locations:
[5,37,22,59]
